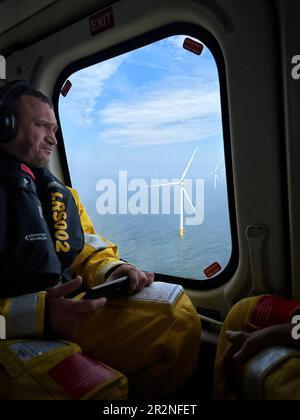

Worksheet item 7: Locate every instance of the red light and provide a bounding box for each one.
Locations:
[183,38,204,56]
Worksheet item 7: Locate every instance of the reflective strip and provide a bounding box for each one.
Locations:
[6,294,38,338]
[9,340,66,361]
[95,261,126,284]
[84,233,109,250]
[243,346,299,400]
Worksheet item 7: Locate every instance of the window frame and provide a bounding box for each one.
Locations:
[53,22,238,290]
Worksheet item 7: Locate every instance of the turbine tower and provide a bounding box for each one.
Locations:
[148,147,198,237]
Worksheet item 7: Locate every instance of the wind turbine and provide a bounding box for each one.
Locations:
[147,147,198,237]
[208,159,223,190]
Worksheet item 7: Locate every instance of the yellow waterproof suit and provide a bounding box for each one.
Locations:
[214,295,300,400]
[0,188,201,399]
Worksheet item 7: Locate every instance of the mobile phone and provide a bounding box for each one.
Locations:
[83,276,130,300]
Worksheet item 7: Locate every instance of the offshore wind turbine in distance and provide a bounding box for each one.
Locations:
[208,159,224,190]
[147,146,198,237]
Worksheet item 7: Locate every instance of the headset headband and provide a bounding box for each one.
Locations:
[0,80,32,108]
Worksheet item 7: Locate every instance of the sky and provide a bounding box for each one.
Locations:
[58,34,226,195]
[57,34,232,279]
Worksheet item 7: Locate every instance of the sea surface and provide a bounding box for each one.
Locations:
[82,179,232,282]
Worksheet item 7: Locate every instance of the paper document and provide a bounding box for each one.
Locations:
[130,281,183,304]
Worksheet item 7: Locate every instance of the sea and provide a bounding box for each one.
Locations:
[81,177,232,282]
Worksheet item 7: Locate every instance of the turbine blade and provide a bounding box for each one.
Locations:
[143,182,180,188]
[183,188,197,216]
[180,146,198,181]
[215,159,222,171]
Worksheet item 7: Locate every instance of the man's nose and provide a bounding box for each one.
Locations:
[47,133,58,146]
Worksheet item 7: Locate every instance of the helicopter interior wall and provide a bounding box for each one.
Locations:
[3,0,292,321]
[276,0,300,300]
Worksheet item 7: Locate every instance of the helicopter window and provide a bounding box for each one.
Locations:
[58,33,233,285]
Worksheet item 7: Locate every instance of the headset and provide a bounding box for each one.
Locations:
[0,80,32,143]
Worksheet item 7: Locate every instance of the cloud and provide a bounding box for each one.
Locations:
[59,57,124,126]
[97,79,222,147]
[59,34,222,147]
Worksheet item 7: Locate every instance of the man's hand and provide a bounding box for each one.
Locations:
[106,264,154,293]
[46,276,106,341]
[224,323,298,365]
[218,324,297,398]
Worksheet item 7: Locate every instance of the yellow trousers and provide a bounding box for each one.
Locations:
[0,286,200,400]
[73,292,201,399]
[0,339,128,400]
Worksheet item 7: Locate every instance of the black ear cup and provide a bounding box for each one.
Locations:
[0,104,18,143]
[0,80,31,143]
